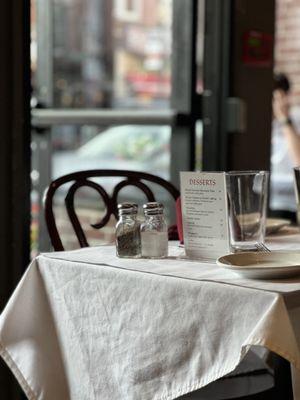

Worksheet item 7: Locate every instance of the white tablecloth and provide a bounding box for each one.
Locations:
[1,233,300,400]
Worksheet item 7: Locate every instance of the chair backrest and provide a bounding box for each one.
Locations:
[44,169,180,251]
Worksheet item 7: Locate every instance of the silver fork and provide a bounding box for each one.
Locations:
[255,243,271,252]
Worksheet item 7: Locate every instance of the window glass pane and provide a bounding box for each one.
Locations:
[270,0,300,216]
[49,123,172,250]
[52,0,172,109]
[30,0,173,254]
[30,0,204,253]
[31,123,172,253]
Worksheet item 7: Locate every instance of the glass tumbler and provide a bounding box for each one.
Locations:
[226,171,269,252]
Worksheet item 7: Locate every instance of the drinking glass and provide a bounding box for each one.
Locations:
[226,171,269,252]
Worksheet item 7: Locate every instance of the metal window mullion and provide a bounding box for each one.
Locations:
[170,0,198,188]
[35,0,54,251]
[202,0,231,171]
[31,108,176,127]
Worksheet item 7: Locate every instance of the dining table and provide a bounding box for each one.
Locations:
[1,228,300,400]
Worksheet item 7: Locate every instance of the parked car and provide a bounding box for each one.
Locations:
[52,125,171,180]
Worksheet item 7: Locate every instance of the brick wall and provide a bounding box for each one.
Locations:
[275,0,300,105]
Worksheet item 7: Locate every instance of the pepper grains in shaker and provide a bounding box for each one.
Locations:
[140,202,168,258]
[116,203,141,258]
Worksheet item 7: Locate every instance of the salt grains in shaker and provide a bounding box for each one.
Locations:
[140,202,168,258]
[116,203,141,258]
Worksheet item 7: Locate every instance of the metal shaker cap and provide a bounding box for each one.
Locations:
[143,202,164,215]
[117,203,138,215]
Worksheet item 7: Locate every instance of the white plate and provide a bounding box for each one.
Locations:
[266,218,290,235]
[217,251,300,279]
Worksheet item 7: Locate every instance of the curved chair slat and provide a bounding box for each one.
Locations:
[65,179,113,247]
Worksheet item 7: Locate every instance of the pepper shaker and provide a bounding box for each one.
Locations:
[116,203,141,258]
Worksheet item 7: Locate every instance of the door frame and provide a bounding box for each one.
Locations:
[0,0,31,398]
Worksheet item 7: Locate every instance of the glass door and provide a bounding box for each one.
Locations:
[30,0,206,252]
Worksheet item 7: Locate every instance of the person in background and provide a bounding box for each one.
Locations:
[270,73,300,219]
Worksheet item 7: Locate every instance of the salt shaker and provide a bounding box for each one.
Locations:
[140,202,168,258]
[116,203,141,258]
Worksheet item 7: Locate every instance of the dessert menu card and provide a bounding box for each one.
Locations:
[180,172,230,260]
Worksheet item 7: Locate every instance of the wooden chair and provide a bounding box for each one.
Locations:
[44,169,180,251]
